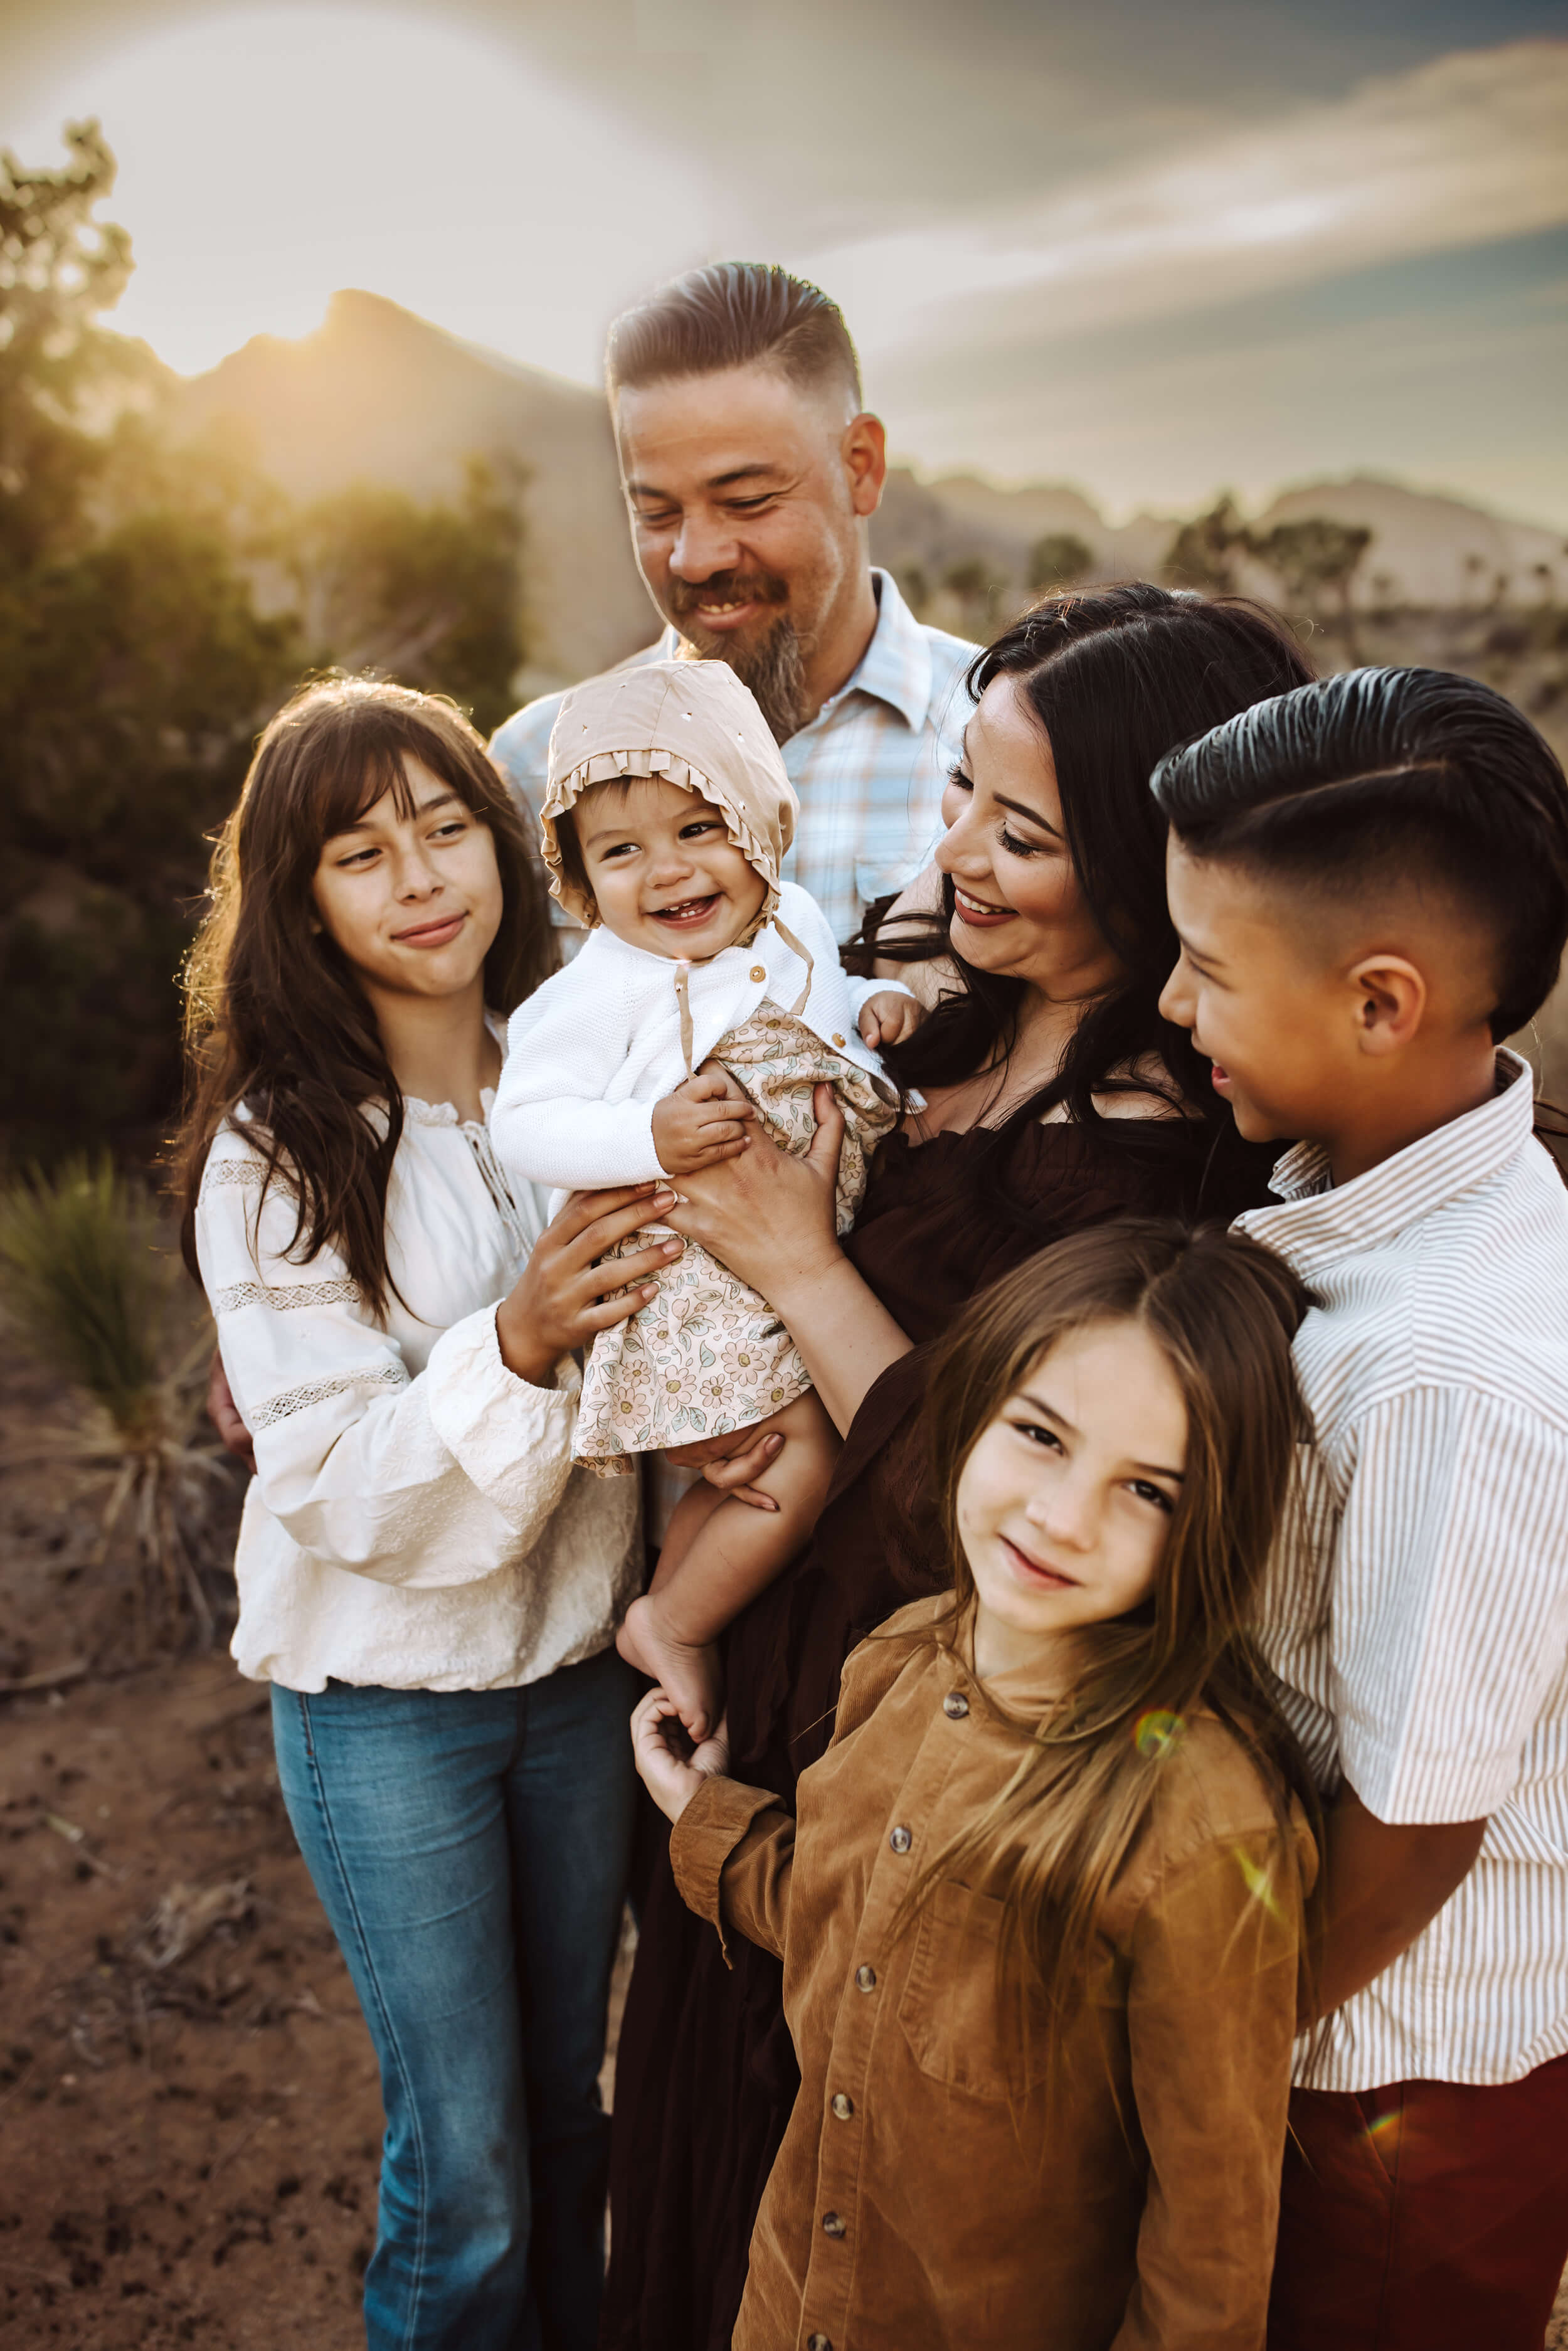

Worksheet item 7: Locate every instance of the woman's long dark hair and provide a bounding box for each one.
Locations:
[174,676,555,1317]
[854,585,1313,1212]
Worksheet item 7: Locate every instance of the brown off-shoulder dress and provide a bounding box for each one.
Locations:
[600,1112,1278,2351]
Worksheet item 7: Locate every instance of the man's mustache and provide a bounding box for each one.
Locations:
[667,571,790,618]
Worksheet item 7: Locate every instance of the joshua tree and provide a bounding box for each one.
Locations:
[1027,531,1093,593]
[1246,517,1372,657]
[941,556,1010,630]
[1162,497,1244,596]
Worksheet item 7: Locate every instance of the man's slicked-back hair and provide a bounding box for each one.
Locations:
[605,262,863,409]
[1152,666,1568,1039]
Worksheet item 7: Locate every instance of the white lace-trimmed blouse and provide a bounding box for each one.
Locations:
[194,1087,641,1694]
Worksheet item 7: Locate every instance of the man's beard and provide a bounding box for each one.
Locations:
[666,571,811,745]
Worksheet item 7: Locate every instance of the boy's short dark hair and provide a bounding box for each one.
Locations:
[605,262,862,410]
[1151,666,1568,1039]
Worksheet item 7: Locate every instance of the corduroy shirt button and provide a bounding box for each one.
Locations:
[830,2091,854,2121]
[822,2212,847,2238]
[943,1690,970,1719]
[889,1823,913,1854]
[855,1963,877,1992]
[808,2335,833,2349]
[750,965,766,983]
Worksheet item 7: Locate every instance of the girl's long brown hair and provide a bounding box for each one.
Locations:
[172,676,555,1316]
[904,1218,1321,2037]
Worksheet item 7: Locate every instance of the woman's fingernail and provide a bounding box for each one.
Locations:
[663,1239,682,1255]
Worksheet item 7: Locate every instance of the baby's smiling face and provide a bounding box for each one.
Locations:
[573,774,768,961]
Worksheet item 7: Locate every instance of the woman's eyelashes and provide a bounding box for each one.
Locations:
[946,768,1051,860]
[1128,1480,1177,1515]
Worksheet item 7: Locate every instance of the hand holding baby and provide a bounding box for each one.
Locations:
[652,1069,757,1176]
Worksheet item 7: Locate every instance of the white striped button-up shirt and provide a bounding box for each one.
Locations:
[1236,1051,1568,2089]
[490,571,977,948]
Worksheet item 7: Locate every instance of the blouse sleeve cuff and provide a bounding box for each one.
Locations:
[423,1303,579,1526]
[669,1775,781,1962]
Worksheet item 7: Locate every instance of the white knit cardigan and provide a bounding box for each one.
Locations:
[490,879,904,1191]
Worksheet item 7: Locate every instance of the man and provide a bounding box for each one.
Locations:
[208,265,970,1465]
[491,261,977,949]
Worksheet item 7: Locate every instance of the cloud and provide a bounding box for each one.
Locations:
[798,40,1568,364]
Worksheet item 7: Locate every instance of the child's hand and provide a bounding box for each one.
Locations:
[651,1070,755,1176]
[495,1183,682,1386]
[631,1687,728,1822]
[857,989,924,1051]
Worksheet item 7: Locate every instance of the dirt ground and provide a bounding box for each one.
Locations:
[0,1347,615,2348]
[2,1348,1565,2349]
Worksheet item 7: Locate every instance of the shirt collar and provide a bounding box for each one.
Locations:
[837,570,933,731]
[1246,1048,1537,1273]
[653,570,934,735]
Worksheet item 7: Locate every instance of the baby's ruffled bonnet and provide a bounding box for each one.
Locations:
[540,660,799,933]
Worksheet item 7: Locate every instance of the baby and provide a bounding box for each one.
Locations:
[490,662,920,1739]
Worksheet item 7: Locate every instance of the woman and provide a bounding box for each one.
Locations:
[174,677,682,2351]
[601,584,1316,2351]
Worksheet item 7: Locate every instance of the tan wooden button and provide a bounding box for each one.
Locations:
[831,1031,846,1046]
[750,965,766,982]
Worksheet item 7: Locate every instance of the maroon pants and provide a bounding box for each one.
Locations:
[1268,2053,1568,2350]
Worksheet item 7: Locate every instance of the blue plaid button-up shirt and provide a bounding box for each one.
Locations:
[490,571,978,950]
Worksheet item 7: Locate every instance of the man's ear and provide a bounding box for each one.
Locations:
[842,411,887,517]
[1347,952,1428,1056]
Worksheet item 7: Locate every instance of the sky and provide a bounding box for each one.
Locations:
[4,0,1568,524]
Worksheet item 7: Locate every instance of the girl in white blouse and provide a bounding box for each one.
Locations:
[175,676,679,2351]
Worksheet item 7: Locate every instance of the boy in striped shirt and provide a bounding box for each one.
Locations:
[1153,668,1568,2350]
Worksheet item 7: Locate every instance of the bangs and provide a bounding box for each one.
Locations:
[280,697,506,857]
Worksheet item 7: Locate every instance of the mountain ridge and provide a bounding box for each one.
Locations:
[164,290,1568,686]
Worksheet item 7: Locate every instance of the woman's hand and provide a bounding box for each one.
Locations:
[631,1687,729,1822]
[665,1083,914,1438]
[662,1081,845,1303]
[496,1182,682,1388]
[664,1426,785,1513]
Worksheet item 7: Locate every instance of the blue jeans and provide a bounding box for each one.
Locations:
[271,1645,639,2351]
